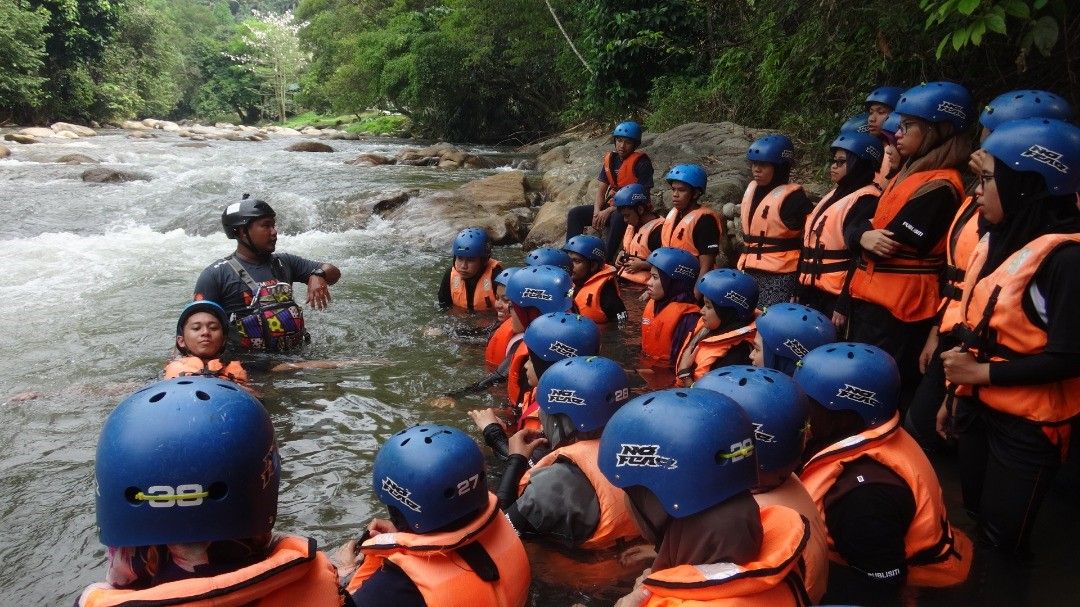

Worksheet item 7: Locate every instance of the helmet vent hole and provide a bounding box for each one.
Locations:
[208,482,228,500]
[674,391,687,398]
[195,391,211,401]
[642,397,655,406]
[419,427,430,432]
[177,380,193,385]
[148,392,166,403]
[825,347,836,353]
[217,383,238,391]
[738,378,748,386]
[400,438,410,446]
[424,436,433,444]
[847,351,855,359]
[763,376,774,383]
[124,487,142,504]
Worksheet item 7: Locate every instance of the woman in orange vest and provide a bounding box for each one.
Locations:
[613,183,663,285]
[795,131,882,320]
[497,356,645,595]
[674,268,758,385]
[794,344,971,604]
[599,388,812,606]
[483,267,523,370]
[437,227,503,312]
[164,301,250,389]
[566,121,654,262]
[80,378,345,607]
[695,366,830,604]
[347,423,530,607]
[640,248,701,385]
[563,234,626,323]
[843,81,973,410]
[660,164,722,277]
[939,118,1080,555]
[738,135,813,307]
[907,90,1074,454]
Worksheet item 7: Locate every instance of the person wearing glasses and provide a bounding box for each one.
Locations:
[841,82,974,410]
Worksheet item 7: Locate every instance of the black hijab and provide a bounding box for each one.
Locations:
[980,160,1080,279]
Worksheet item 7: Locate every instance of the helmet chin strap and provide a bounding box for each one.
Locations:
[238,227,272,260]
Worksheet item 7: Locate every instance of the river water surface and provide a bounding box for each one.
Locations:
[0,131,1077,606]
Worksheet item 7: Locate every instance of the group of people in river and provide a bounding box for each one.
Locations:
[78,80,1080,607]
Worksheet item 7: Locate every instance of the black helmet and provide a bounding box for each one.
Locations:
[221,194,275,239]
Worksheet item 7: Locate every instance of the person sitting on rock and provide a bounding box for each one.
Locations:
[194,194,340,353]
[612,183,663,286]
[565,121,654,263]
[437,227,503,312]
[563,235,626,324]
[660,164,722,277]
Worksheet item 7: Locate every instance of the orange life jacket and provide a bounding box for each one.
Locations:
[849,169,964,322]
[574,265,620,323]
[506,341,529,406]
[603,151,648,204]
[517,388,540,432]
[799,413,972,587]
[450,258,500,311]
[753,474,830,605]
[798,185,880,296]
[640,505,811,607]
[937,196,981,333]
[348,493,530,607]
[661,206,723,257]
[619,217,664,284]
[164,356,248,385]
[738,183,805,274]
[485,318,517,370]
[674,317,756,384]
[79,536,344,607]
[954,233,1080,423]
[641,299,701,365]
[518,440,641,550]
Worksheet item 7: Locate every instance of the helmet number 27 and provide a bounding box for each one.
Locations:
[456,474,480,496]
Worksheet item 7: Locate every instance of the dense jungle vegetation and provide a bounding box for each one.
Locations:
[1,0,1076,147]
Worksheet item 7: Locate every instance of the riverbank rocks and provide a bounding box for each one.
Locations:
[127,131,157,139]
[287,141,334,153]
[51,122,96,137]
[81,167,149,183]
[396,143,491,169]
[4,133,38,144]
[20,127,58,139]
[122,120,152,131]
[0,145,9,158]
[56,153,98,164]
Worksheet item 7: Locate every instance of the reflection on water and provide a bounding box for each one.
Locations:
[0,132,1077,606]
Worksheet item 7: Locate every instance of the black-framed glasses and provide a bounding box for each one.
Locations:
[979,172,994,186]
[830,157,847,166]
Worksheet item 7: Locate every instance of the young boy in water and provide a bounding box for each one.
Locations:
[164,301,250,388]
[437,227,503,312]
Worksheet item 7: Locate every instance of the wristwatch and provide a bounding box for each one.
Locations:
[309,268,326,279]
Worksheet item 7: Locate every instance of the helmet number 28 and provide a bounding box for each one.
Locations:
[456,474,480,496]
[146,484,206,508]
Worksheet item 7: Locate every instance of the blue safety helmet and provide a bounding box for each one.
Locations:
[664,164,708,191]
[839,113,872,134]
[895,81,974,132]
[537,356,629,433]
[451,227,491,258]
[694,366,810,484]
[794,343,900,428]
[696,269,758,321]
[494,266,521,288]
[831,131,884,164]
[613,183,650,208]
[176,300,229,337]
[505,265,574,314]
[372,424,488,533]
[882,112,902,138]
[612,121,643,143]
[747,135,795,166]
[598,388,757,518]
[523,312,600,363]
[865,86,905,110]
[647,247,700,286]
[756,304,836,375]
[563,235,606,264]
[981,118,1080,194]
[525,246,572,271]
[980,90,1073,133]
[96,378,279,547]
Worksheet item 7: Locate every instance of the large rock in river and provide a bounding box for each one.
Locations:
[20,127,57,138]
[56,153,98,164]
[457,170,529,214]
[51,122,96,137]
[81,167,149,183]
[286,141,334,153]
[4,133,38,144]
[0,145,9,158]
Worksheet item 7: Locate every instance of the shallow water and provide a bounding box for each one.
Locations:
[0,131,1077,606]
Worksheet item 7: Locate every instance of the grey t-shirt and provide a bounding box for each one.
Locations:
[514,459,600,549]
[193,252,321,316]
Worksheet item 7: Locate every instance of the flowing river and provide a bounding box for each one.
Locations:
[0,130,1078,606]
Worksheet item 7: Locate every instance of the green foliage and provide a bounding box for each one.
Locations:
[345,112,409,134]
[0,1,50,114]
[921,0,1066,60]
